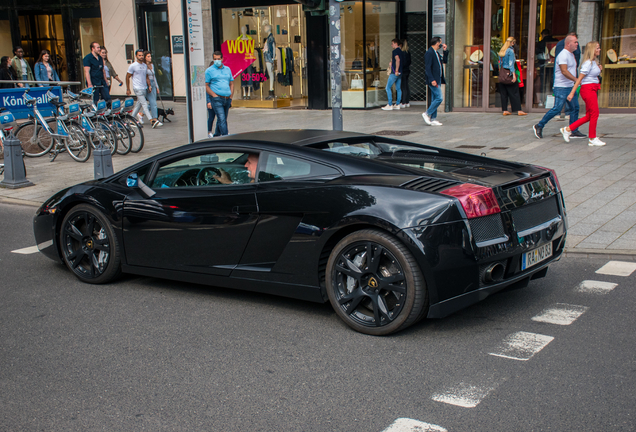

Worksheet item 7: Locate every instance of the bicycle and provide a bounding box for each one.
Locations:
[104,98,133,155]
[15,89,92,162]
[119,97,145,153]
[75,88,118,156]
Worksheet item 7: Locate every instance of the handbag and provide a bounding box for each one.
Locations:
[351,58,363,69]
[498,67,515,85]
[351,74,363,89]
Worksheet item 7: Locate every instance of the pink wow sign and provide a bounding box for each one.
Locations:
[221,38,260,79]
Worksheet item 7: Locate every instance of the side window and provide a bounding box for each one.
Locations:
[150,151,250,188]
[258,153,340,182]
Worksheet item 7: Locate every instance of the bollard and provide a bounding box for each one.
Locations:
[93,140,114,179]
[0,134,34,189]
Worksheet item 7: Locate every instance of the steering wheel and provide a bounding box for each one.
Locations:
[196,167,222,186]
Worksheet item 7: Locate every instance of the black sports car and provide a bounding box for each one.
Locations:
[33,130,567,335]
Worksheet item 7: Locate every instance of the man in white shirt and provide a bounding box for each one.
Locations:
[533,34,580,139]
[126,49,162,128]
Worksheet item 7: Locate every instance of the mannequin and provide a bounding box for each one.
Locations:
[239,25,253,99]
[263,24,276,100]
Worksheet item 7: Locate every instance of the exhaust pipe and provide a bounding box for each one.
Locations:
[483,263,504,283]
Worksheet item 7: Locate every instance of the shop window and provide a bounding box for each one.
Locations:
[364,1,397,108]
[453,0,485,108]
[599,0,636,109]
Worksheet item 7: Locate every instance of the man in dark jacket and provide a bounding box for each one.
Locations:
[423,37,448,126]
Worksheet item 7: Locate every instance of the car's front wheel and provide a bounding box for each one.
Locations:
[326,229,428,335]
[59,204,121,284]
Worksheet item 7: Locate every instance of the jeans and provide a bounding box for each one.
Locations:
[426,85,443,120]
[537,86,579,130]
[568,83,600,138]
[209,97,231,136]
[92,83,111,105]
[131,88,153,120]
[385,74,402,106]
[147,84,158,120]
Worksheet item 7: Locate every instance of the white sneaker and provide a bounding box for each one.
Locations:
[405,103,410,108]
[381,104,393,111]
[588,137,606,146]
[431,120,443,126]
[393,105,400,110]
[152,120,163,129]
[422,112,432,125]
[560,127,571,143]
[137,113,144,124]
[208,132,214,138]
[399,104,406,109]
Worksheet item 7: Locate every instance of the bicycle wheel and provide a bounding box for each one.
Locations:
[66,122,92,162]
[121,115,144,153]
[16,121,55,157]
[112,119,132,155]
[91,120,117,155]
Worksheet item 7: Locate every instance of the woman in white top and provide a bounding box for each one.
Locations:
[141,51,160,124]
[560,41,605,146]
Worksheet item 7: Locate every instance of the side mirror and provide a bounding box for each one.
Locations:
[126,172,156,197]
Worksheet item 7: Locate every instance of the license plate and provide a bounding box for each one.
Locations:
[521,243,553,270]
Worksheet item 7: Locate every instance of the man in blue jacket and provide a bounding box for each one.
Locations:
[423,37,448,126]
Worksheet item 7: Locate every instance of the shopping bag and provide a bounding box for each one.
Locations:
[351,74,363,89]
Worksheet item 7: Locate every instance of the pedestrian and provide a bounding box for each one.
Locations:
[11,46,34,88]
[399,39,411,108]
[126,48,162,128]
[498,37,527,116]
[560,41,605,147]
[83,41,110,104]
[34,50,60,86]
[143,51,160,124]
[205,51,233,137]
[100,46,123,91]
[381,38,403,110]
[533,34,582,139]
[0,56,23,88]
[422,37,448,126]
[553,32,581,123]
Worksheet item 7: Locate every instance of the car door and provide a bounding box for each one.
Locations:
[122,150,258,276]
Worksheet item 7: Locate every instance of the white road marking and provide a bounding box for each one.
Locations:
[576,280,618,294]
[431,380,500,408]
[531,303,589,325]
[382,418,447,432]
[11,246,40,255]
[596,261,636,277]
[489,331,554,361]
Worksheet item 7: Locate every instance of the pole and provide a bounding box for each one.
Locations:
[328,0,343,131]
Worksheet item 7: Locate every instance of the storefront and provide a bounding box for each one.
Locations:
[599,0,636,110]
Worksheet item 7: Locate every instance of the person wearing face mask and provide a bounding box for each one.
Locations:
[205,51,234,137]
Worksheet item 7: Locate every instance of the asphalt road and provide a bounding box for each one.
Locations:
[1,203,635,432]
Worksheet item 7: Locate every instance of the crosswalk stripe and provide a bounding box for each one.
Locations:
[382,418,447,432]
[576,280,618,294]
[431,379,500,408]
[531,303,589,325]
[489,331,554,361]
[596,261,636,277]
[11,246,40,255]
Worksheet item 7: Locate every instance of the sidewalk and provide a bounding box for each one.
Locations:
[1,103,635,255]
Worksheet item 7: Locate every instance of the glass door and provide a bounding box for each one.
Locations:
[144,7,174,98]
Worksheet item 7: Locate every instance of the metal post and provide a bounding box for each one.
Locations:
[0,134,34,189]
[328,0,343,131]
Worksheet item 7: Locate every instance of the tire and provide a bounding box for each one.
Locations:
[112,119,132,155]
[16,121,55,157]
[325,229,428,335]
[121,115,144,153]
[90,120,117,155]
[59,204,121,284]
[65,122,92,162]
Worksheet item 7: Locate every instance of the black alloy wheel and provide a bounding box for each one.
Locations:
[59,204,121,284]
[326,229,428,335]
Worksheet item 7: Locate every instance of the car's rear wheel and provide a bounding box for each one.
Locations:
[326,229,428,335]
[59,204,121,284]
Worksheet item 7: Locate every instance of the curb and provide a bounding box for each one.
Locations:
[0,197,41,208]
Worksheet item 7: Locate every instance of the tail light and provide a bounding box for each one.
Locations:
[536,166,561,192]
[440,183,501,219]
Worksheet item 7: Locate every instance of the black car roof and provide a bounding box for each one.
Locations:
[210,129,371,146]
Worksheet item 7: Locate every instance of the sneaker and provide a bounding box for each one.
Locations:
[560,127,571,143]
[570,130,587,139]
[399,104,406,109]
[533,124,543,139]
[431,120,443,126]
[393,105,400,110]
[381,104,393,111]
[152,120,163,129]
[588,137,606,146]
[208,132,214,138]
[137,113,144,124]
[422,112,432,125]
[405,103,410,108]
